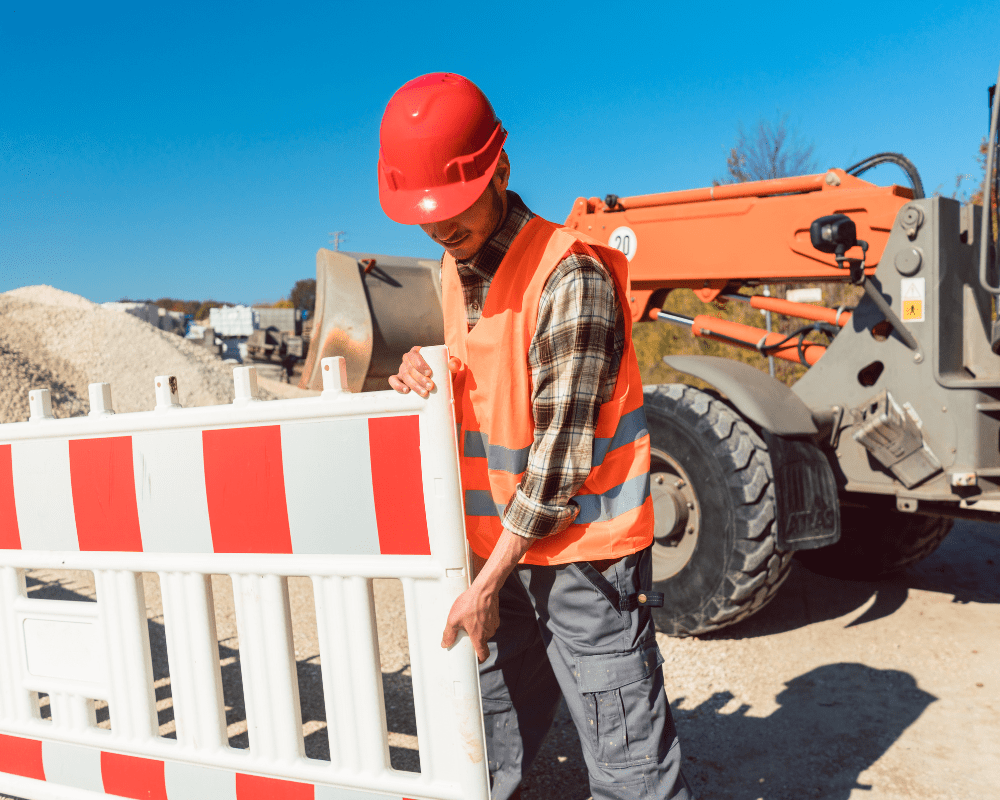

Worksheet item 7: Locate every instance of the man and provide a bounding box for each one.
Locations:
[380,73,693,800]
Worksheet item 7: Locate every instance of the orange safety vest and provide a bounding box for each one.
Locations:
[443,215,654,566]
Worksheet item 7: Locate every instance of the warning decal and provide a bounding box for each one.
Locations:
[900,277,925,322]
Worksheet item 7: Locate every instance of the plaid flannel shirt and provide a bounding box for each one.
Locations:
[453,192,625,540]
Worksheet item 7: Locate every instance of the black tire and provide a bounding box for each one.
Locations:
[644,384,793,636]
[796,495,953,580]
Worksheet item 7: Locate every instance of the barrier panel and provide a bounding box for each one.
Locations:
[0,346,489,800]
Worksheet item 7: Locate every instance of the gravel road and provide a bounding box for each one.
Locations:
[527,521,999,800]
[7,520,997,800]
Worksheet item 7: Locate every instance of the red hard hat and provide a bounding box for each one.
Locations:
[378,73,507,225]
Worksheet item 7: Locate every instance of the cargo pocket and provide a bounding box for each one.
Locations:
[576,643,665,768]
[481,697,515,775]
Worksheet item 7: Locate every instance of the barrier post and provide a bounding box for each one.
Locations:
[157,571,227,752]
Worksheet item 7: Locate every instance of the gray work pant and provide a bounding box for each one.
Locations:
[479,546,694,799]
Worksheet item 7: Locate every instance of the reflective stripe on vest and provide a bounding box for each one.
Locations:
[463,404,649,474]
[465,471,651,525]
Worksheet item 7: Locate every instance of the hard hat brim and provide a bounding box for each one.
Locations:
[378,143,505,225]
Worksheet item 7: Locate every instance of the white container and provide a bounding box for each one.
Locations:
[209,305,254,337]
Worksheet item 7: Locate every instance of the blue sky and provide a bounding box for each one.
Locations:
[2,1,997,305]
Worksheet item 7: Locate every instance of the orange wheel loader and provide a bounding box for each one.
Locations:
[304,66,999,635]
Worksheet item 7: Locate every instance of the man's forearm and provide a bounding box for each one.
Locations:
[442,529,534,662]
[471,529,534,593]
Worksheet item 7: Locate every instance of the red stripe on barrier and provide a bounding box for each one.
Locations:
[69,437,143,552]
[0,734,44,780]
[203,426,293,554]
[101,752,167,800]
[367,415,430,556]
[0,445,21,550]
[235,773,314,800]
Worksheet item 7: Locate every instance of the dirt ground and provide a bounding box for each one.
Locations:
[524,520,1000,800]
[6,519,997,800]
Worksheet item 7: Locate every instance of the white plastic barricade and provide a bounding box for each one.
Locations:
[0,346,489,800]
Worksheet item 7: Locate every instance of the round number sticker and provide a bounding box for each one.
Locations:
[608,226,637,262]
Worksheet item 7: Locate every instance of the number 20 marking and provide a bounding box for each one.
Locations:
[608,226,637,262]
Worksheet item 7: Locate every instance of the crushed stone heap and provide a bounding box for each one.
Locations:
[0,285,274,424]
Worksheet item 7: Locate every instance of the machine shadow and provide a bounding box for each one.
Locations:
[706,519,1000,640]
[673,662,935,799]
[522,662,936,800]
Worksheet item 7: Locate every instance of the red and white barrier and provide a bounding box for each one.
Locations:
[0,347,488,800]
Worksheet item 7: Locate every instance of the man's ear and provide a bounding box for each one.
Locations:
[493,150,511,192]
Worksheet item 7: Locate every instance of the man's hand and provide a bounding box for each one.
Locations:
[441,582,501,663]
[388,345,461,397]
[441,530,534,663]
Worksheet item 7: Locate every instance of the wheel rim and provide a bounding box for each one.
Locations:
[650,448,700,581]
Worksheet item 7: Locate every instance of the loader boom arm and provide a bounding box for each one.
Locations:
[563,168,914,322]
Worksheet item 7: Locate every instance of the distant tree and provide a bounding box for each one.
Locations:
[195,300,224,321]
[290,279,316,317]
[975,137,999,248]
[970,137,990,206]
[717,112,818,184]
[948,138,998,245]
[945,138,987,202]
[252,299,295,308]
[150,297,188,312]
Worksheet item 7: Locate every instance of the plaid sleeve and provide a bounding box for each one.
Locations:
[500,246,624,540]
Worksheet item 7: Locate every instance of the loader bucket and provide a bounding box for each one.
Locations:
[299,249,445,393]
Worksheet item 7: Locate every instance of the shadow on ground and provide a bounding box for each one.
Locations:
[672,663,935,799]
[705,519,1000,640]
[519,522,998,798]
[522,663,936,800]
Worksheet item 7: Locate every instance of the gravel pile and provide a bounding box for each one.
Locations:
[0,285,273,424]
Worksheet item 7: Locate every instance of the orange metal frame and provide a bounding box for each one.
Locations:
[648,308,827,366]
[690,314,826,365]
[563,169,912,324]
[727,293,851,327]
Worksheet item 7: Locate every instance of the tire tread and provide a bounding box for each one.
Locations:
[646,384,793,636]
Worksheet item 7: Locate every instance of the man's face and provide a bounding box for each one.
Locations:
[419,151,510,261]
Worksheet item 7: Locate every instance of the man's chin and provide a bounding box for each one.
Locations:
[445,241,475,260]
